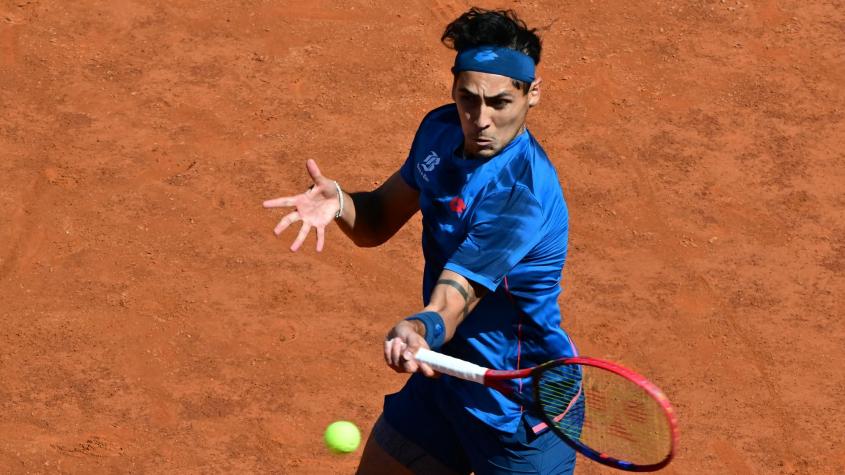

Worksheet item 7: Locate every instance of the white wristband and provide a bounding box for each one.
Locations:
[333,181,344,219]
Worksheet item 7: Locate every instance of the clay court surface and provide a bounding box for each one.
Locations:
[1,0,843,473]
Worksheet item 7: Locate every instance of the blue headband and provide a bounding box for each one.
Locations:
[452,46,536,84]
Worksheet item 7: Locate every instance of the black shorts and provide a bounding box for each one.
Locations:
[376,374,576,475]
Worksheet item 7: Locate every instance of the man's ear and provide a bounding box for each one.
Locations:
[528,77,542,107]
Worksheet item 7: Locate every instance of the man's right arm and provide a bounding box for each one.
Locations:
[336,170,419,248]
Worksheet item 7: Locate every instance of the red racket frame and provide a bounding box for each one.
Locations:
[482,357,679,472]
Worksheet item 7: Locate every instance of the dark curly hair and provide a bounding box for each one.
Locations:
[442,7,542,63]
[441,8,542,93]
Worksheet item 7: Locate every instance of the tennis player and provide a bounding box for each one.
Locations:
[265,8,577,474]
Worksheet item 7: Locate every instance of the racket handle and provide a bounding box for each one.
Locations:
[414,348,487,384]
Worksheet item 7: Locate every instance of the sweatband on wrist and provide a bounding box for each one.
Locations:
[406,311,445,351]
[452,46,536,84]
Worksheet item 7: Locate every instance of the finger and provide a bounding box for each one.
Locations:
[418,362,436,378]
[383,340,392,366]
[263,196,296,208]
[385,338,399,368]
[290,222,312,252]
[306,159,323,183]
[315,226,326,252]
[273,212,300,236]
[402,347,421,374]
[402,357,419,374]
[387,338,400,366]
[389,338,406,367]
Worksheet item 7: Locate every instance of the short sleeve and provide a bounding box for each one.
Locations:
[399,153,418,190]
[445,186,544,291]
[399,115,431,191]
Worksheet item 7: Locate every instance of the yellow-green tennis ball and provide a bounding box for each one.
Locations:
[324,421,361,454]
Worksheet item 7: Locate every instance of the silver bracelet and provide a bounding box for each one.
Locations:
[334,181,344,219]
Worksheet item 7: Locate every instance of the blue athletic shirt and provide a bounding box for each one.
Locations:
[399,104,577,434]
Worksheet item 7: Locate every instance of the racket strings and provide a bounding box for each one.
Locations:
[537,364,673,466]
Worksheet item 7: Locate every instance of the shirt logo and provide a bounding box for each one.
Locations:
[474,50,498,62]
[449,196,466,215]
[417,151,441,182]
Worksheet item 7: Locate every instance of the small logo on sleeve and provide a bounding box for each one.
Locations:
[417,151,441,182]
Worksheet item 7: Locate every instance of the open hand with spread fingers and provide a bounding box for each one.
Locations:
[263,159,343,252]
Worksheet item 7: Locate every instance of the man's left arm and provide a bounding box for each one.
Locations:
[384,269,487,376]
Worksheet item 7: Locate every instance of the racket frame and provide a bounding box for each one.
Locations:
[414,349,679,472]
[526,357,679,472]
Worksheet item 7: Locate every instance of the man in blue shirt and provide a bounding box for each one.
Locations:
[265,8,577,474]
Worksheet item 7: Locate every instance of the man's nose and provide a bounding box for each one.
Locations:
[474,105,492,129]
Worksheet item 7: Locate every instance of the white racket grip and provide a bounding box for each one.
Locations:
[414,348,487,384]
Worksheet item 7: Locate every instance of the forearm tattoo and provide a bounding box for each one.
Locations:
[437,278,472,317]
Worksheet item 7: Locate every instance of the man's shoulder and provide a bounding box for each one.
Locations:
[409,104,461,161]
[497,133,555,180]
[489,133,563,207]
[418,103,459,131]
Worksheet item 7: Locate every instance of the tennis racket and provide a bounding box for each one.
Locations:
[414,348,679,472]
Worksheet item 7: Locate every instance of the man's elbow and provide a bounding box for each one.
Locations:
[350,233,386,248]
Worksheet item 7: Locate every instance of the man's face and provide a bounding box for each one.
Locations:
[452,71,541,158]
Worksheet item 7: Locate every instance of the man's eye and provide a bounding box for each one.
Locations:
[491,100,510,109]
